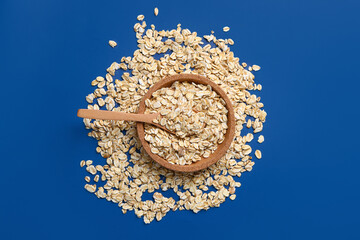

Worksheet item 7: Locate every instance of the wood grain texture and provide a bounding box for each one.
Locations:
[77,109,175,134]
[77,109,159,123]
[137,73,235,172]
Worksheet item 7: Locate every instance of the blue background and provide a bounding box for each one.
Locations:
[1,0,359,239]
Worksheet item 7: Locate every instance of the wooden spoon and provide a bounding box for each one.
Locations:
[78,74,235,173]
[77,109,175,135]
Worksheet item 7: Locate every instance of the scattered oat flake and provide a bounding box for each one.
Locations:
[258,135,264,143]
[154,7,159,16]
[252,65,261,71]
[255,150,262,159]
[137,14,144,21]
[223,26,230,32]
[94,175,99,182]
[86,165,97,175]
[84,184,96,193]
[109,40,117,48]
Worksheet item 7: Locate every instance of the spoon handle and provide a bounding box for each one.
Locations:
[77,109,159,124]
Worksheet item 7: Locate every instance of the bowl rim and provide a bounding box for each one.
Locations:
[136,73,235,172]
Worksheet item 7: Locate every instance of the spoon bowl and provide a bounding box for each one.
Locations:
[137,74,235,172]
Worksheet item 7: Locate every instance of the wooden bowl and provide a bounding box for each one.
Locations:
[137,74,235,172]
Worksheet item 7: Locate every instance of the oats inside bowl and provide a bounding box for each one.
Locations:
[144,81,228,165]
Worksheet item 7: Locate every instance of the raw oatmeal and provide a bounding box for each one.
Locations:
[81,8,266,224]
[144,81,228,165]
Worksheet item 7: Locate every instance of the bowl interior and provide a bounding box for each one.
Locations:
[137,74,235,172]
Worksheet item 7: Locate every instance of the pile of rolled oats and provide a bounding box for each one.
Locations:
[144,81,228,165]
[81,9,266,224]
